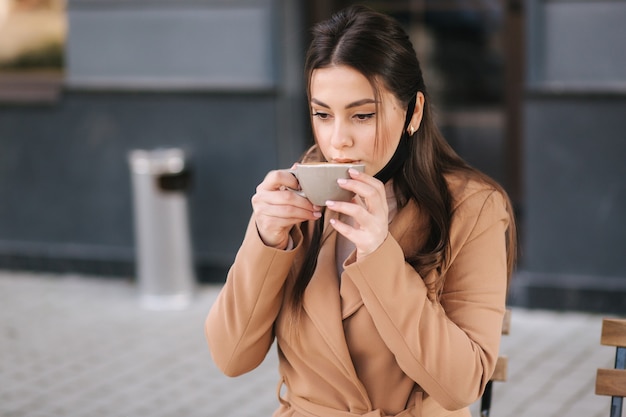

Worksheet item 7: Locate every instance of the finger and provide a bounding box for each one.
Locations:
[334,181,387,218]
[324,200,367,220]
[338,179,385,199]
[256,169,319,208]
[337,170,386,205]
[329,216,386,257]
[326,201,384,243]
[328,217,353,237]
[252,167,326,226]
[259,169,301,192]
[347,168,384,188]
[253,190,321,220]
[253,198,320,248]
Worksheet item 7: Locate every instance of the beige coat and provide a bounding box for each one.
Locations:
[205,174,510,417]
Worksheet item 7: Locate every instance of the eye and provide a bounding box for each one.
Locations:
[354,113,375,122]
[312,111,331,120]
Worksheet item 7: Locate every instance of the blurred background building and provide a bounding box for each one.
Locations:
[0,0,624,313]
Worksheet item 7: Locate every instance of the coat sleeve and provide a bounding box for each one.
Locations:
[205,217,303,377]
[343,190,509,410]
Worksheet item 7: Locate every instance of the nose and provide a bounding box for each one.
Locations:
[330,120,353,149]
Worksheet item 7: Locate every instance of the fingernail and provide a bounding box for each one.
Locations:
[326,200,335,207]
[348,168,360,175]
[313,211,322,218]
[337,178,348,184]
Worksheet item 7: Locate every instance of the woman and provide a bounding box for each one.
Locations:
[205,5,516,417]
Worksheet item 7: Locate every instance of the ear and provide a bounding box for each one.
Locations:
[406,92,425,135]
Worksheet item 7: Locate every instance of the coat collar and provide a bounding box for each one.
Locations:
[300,200,428,402]
[301,213,372,404]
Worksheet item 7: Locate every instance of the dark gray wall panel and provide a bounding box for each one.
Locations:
[523,95,626,277]
[521,0,626,313]
[0,92,281,277]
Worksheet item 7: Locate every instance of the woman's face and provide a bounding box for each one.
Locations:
[309,65,408,177]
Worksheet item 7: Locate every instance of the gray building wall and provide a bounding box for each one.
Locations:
[0,92,282,278]
[0,0,308,280]
[2,0,625,314]
[513,0,626,313]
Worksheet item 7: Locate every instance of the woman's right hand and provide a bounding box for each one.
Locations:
[251,168,322,249]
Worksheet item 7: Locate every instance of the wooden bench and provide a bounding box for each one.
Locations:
[595,318,626,417]
[480,308,511,417]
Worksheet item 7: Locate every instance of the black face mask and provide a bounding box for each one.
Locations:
[374,95,416,184]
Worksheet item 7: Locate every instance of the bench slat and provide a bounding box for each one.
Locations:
[601,319,626,348]
[502,309,511,336]
[491,356,508,382]
[596,369,626,397]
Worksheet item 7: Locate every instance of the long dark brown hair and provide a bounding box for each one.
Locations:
[290,5,517,316]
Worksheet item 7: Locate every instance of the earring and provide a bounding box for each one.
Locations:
[408,126,416,136]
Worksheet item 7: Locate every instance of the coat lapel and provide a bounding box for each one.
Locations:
[303,201,427,338]
[302,213,368,394]
[389,199,428,256]
[299,202,428,405]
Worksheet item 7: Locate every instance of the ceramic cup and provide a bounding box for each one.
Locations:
[287,162,365,206]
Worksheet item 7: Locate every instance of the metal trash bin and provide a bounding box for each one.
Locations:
[128,148,195,310]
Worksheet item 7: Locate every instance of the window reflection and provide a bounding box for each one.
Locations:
[0,0,66,102]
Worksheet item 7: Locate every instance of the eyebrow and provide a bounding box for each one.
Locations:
[311,98,378,109]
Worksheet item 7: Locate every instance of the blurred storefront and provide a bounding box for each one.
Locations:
[0,0,624,314]
[0,0,308,280]
[517,0,626,313]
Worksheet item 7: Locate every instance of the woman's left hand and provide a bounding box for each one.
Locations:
[327,169,389,258]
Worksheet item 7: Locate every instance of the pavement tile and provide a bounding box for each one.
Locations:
[0,270,620,417]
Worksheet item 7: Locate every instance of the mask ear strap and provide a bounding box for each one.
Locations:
[374,94,417,183]
[403,94,417,131]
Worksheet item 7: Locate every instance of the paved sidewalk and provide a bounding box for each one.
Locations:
[0,271,617,417]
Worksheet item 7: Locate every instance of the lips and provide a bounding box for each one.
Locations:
[332,159,361,164]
